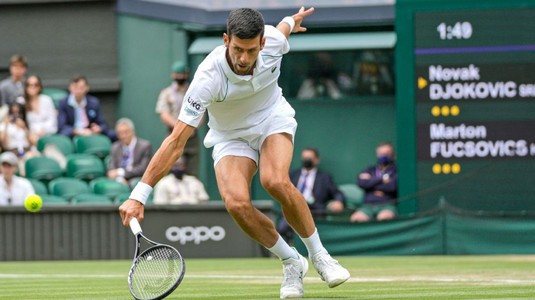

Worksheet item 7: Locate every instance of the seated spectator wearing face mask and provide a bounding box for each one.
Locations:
[350,142,398,223]
[277,147,345,244]
[152,156,209,205]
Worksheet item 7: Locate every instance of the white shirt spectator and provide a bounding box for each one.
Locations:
[153,174,209,205]
[26,94,58,135]
[0,176,34,205]
[0,121,30,151]
[0,151,35,205]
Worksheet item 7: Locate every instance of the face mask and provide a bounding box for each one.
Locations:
[377,155,392,166]
[302,159,314,170]
[171,168,185,180]
[175,78,188,85]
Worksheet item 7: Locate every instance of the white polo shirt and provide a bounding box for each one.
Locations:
[179,25,292,148]
[0,175,35,206]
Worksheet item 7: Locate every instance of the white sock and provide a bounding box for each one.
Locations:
[267,235,298,260]
[299,228,326,256]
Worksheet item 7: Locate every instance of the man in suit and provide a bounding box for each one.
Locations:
[277,147,345,244]
[107,118,152,185]
[57,75,115,140]
[350,142,397,222]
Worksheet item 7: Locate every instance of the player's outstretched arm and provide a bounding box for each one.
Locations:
[277,6,315,39]
[118,120,195,226]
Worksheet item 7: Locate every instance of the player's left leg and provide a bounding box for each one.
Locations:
[214,155,277,247]
[260,133,350,288]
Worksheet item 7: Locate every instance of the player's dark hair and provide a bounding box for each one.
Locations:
[227,8,265,41]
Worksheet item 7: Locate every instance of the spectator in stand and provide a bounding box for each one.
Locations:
[0,151,35,206]
[57,75,115,141]
[20,75,57,145]
[297,52,342,100]
[107,118,152,185]
[277,147,345,244]
[0,54,28,121]
[0,102,39,175]
[153,156,209,205]
[0,102,33,155]
[350,142,398,223]
[155,61,201,177]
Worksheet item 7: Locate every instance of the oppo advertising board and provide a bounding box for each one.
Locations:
[398,2,535,212]
[141,203,272,258]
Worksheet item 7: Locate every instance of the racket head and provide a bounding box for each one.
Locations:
[128,244,185,300]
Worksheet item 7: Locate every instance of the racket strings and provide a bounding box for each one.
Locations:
[131,246,183,299]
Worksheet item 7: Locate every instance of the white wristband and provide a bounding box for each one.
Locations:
[130,181,153,205]
[281,16,295,33]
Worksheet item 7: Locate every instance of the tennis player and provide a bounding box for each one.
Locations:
[119,7,350,298]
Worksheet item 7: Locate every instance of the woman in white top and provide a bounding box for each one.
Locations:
[21,75,57,145]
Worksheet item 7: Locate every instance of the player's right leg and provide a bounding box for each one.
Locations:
[215,155,307,298]
[214,155,279,247]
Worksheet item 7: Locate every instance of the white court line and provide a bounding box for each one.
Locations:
[0,273,533,284]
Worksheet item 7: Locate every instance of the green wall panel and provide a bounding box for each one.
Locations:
[117,15,189,149]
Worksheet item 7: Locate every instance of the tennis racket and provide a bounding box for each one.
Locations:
[128,217,185,300]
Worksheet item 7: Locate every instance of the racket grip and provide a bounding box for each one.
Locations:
[129,217,143,235]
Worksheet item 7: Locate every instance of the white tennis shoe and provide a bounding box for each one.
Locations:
[310,251,350,288]
[280,250,309,299]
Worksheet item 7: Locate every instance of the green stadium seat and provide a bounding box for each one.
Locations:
[90,177,131,200]
[338,183,364,209]
[65,154,105,181]
[36,134,75,156]
[41,88,67,108]
[28,178,48,195]
[40,194,69,205]
[24,156,63,182]
[74,134,112,159]
[103,154,111,169]
[71,193,113,205]
[48,177,90,202]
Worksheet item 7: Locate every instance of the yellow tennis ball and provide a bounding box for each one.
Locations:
[24,194,42,213]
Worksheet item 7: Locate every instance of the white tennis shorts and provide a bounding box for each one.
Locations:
[206,101,297,167]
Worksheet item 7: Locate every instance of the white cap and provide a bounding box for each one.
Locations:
[0,152,18,166]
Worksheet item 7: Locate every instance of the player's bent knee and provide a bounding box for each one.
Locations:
[260,175,290,195]
[224,198,253,218]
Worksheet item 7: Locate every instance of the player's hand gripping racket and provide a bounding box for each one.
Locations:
[128,217,185,300]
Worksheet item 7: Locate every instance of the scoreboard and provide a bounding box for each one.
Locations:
[396,0,535,213]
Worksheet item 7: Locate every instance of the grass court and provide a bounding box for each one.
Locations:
[1,255,534,299]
